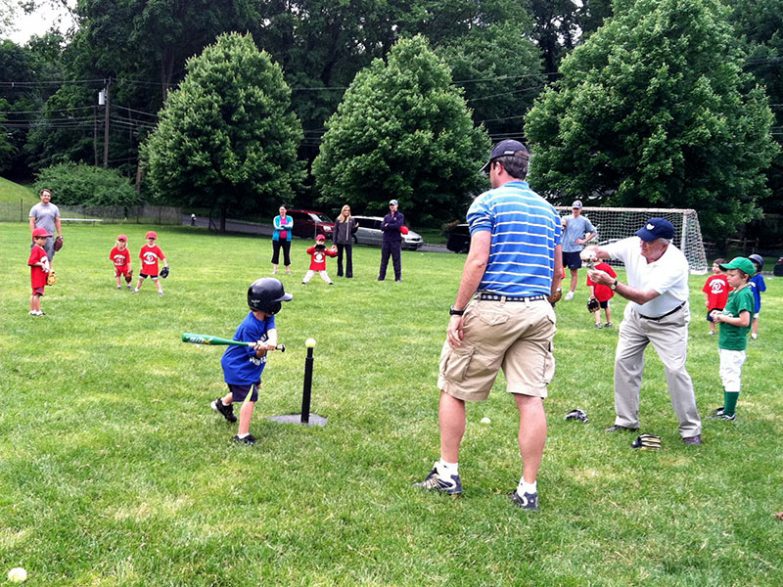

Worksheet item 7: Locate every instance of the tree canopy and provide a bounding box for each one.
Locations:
[312,35,489,223]
[525,0,779,241]
[143,33,303,229]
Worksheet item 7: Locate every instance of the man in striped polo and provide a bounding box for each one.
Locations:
[414,140,563,511]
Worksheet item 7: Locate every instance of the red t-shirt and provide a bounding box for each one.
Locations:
[109,246,131,270]
[306,245,337,271]
[702,274,730,310]
[586,262,617,302]
[139,244,165,276]
[28,244,50,288]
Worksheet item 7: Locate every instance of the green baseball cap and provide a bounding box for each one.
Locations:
[719,257,756,275]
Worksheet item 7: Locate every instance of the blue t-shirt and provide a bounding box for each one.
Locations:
[221,312,276,385]
[466,180,562,297]
[749,273,766,312]
[561,214,595,253]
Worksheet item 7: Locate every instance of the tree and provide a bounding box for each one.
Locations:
[34,162,140,206]
[143,33,304,230]
[312,35,489,224]
[525,0,779,242]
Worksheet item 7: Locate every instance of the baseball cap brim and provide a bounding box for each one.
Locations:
[719,257,756,275]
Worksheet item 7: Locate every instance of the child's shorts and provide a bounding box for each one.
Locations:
[599,300,609,309]
[115,267,131,277]
[139,272,159,281]
[706,307,722,322]
[32,286,45,296]
[227,383,260,403]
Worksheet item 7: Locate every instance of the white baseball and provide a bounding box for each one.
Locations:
[7,568,27,583]
[480,417,491,425]
[305,338,317,348]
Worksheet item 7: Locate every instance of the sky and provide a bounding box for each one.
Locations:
[4,1,77,45]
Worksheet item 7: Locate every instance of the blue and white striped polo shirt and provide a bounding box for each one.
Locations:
[466,180,562,297]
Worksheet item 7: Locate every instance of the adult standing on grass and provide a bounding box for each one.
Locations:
[582,218,702,445]
[29,188,62,262]
[414,140,563,511]
[561,200,596,301]
[332,204,358,278]
[271,205,293,275]
[377,199,404,282]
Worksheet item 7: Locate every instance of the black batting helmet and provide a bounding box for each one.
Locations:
[748,254,764,271]
[247,278,292,314]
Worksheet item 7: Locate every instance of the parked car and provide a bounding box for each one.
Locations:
[445,223,470,253]
[286,209,335,239]
[351,215,423,250]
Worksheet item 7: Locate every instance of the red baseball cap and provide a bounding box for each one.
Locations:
[117,234,128,241]
[32,227,51,238]
[316,234,326,242]
[145,231,158,239]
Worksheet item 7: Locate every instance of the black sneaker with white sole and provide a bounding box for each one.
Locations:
[509,490,539,511]
[211,398,237,423]
[710,406,725,418]
[233,434,256,445]
[413,467,463,495]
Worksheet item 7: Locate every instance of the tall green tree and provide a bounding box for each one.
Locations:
[143,33,303,230]
[313,35,489,224]
[525,0,778,241]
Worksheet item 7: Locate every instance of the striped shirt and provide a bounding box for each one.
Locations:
[467,180,562,297]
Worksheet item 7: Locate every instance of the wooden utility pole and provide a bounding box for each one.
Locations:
[103,78,111,167]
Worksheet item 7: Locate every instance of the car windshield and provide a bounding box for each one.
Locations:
[314,213,332,222]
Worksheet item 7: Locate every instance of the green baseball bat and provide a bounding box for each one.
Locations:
[181,332,285,352]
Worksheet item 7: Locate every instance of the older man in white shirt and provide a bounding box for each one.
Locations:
[582,217,702,445]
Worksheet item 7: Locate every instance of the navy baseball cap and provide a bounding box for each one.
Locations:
[481,140,529,173]
[636,218,675,242]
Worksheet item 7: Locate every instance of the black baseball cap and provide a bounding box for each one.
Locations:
[481,140,529,173]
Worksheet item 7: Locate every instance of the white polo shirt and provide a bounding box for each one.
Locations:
[604,236,690,317]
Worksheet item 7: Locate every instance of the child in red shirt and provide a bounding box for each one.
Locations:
[702,258,730,335]
[302,234,337,285]
[134,230,169,295]
[28,227,51,316]
[586,261,617,328]
[109,234,133,290]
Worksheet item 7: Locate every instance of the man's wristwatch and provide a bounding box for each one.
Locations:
[449,306,465,316]
[610,279,618,290]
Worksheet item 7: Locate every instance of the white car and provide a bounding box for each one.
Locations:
[351,215,423,250]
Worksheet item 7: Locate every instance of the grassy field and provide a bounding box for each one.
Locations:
[1,223,781,586]
[0,177,36,204]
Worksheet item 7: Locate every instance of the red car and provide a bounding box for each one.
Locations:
[286,209,335,239]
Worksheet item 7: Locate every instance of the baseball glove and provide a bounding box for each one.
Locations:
[548,289,562,307]
[587,297,601,313]
[46,270,57,286]
[631,434,662,450]
[125,269,133,284]
[159,266,169,279]
[53,236,63,251]
[564,408,589,423]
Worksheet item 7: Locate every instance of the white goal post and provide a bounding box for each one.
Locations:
[555,207,709,274]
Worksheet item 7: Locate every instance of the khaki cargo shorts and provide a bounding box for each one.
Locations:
[438,298,556,401]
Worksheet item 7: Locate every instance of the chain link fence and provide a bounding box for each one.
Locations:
[0,200,182,225]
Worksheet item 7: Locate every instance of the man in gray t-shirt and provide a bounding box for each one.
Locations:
[561,199,595,300]
[29,188,62,260]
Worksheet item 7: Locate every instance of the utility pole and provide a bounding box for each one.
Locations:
[102,78,111,167]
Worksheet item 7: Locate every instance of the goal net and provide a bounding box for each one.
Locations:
[555,207,708,274]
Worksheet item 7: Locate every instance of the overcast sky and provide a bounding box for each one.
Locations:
[5,1,77,45]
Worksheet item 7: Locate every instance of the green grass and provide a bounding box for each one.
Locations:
[1,223,781,586]
[0,177,36,204]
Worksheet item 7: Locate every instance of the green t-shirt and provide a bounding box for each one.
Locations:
[718,286,754,351]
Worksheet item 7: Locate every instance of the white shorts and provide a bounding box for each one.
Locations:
[719,348,746,392]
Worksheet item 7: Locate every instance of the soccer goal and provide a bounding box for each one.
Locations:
[555,207,709,274]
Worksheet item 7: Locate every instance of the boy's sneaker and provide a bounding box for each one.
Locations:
[564,291,575,301]
[710,406,725,418]
[233,434,256,445]
[717,413,736,421]
[413,467,463,495]
[509,490,539,511]
[605,322,613,328]
[594,323,603,329]
[211,398,237,423]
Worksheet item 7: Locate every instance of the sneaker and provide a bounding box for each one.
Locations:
[564,291,575,301]
[605,322,613,328]
[709,331,715,336]
[413,467,462,495]
[751,333,758,340]
[116,285,122,289]
[595,323,603,329]
[716,413,736,421]
[158,291,164,296]
[605,424,639,433]
[211,398,237,423]
[233,434,256,445]
[127,285,133,290]
[285,268,292,275]
[682,434,702,446]
[710,406,725,418]
[133,288,139,294]
[509,490,539,511]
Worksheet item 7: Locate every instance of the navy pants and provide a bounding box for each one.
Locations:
[379,241,401,280]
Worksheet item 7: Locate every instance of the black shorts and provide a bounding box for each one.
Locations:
[706,308,722,322]
[227,383,260,403]
[562,251,583,270]
[139,272,159,280]
[599,300,609,309]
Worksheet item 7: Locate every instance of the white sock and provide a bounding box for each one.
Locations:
[436,459,458,477]
[236,432,249,439]
[518,479,537,495]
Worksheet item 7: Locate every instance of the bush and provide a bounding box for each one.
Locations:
[34,163,140,207]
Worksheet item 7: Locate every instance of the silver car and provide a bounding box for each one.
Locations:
[351,215,423,250]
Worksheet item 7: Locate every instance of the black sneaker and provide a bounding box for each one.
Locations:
[710,406,725,418]
[211,398,237,423]
[605,424,639,433]
[413,467,462,495]
[509,490,539,511]
[233,434,256,445]
[716,413,736,421]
